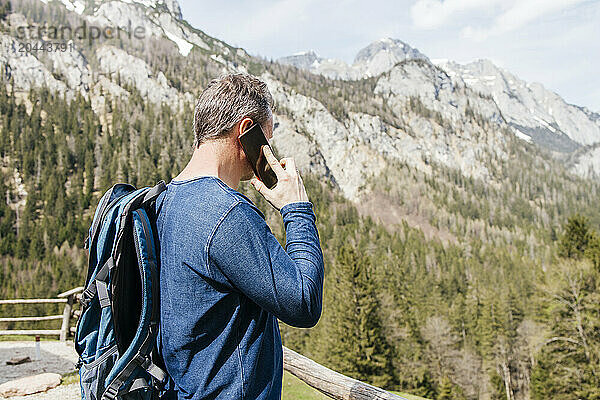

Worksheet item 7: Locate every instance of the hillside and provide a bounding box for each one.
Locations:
[1,1,600,399]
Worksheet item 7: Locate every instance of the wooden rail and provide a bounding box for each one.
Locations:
[1,288,404,399]
[0,287,83,341]
[283,346,407,400]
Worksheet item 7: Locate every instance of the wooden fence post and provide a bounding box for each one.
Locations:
[57,287,83,342]
[59,296,73,342]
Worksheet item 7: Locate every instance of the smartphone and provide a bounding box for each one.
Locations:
[238,123,278,189]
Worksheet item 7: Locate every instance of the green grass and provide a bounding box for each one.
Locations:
[391,392,433,400]
[61,371,79,385]
[281,371,431,400]
[0,334,58,341]
[281,371,329,399]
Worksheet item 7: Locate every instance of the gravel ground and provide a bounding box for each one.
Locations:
[0,341,78,385]
[0,341,79,399]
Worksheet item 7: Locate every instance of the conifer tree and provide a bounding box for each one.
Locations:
[531,258,600,400]
[558,214,591,259]
[437,376,453,400]
[325,243,395,388]
[584,230,600,271]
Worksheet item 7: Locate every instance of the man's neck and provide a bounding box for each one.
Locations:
[174,140,242,190]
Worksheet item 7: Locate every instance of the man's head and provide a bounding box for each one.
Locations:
[192,72,275,181]
[193,72,274,146]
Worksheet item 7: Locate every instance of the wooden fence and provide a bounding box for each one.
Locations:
[0,287,83,341]
[0,287,406,400]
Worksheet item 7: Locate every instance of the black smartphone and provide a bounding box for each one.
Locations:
[238,123,278,189]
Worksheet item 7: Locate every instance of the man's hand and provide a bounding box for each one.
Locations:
[250,146,309,211]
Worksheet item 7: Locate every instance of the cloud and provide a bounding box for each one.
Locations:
[461,0,589,41]
[412,0,589,39]
[224,0,319,43]
[410,0,499,29]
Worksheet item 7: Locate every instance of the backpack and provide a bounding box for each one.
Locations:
[75,181,168,400]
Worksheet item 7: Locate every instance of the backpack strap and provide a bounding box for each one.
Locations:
[84,186,114,251]
[142,181,166,206]
[127,378,150,392]
[101,327,166,400]
[122,181,166,216]
[80,256,115,309]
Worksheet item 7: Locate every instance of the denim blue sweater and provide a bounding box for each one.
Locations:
[154,176,324,400]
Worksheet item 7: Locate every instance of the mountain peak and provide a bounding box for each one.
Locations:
[278,50,322,70]
[353,37,428,65]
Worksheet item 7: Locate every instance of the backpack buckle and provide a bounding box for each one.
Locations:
[79,287,95,308]
[141,358,167,384]
[79,294,91,308]
[102,385,119,400]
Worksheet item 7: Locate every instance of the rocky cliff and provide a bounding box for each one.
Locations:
[1,0,598,208]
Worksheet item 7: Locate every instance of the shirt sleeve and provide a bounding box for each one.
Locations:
[208,201,324,328]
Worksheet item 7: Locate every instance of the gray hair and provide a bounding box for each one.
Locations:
[193,72,275,147]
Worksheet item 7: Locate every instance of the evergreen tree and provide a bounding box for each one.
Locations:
[325,243,395,388]
[558,214,591,259]
[585,230,600,271]
[409,368,438,399]
[437,376,453,400]
[531,258,600,400]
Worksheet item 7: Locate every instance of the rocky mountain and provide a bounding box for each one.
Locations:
[1,0,598,207]
[280,40,600,175]
[434,59,600,151]
[278,38,429,80]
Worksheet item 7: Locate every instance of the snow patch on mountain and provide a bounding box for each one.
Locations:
[86,1,208,55]
[112,0,182,19]
[162,28,192,56]
[59,0,85,14]
[88,2,163,36]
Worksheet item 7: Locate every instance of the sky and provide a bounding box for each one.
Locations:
[178,0,600,112]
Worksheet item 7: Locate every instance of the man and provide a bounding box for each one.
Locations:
[155,72,325,400]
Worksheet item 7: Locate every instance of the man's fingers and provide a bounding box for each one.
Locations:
[251,177,268,194]
[262,146,286,178]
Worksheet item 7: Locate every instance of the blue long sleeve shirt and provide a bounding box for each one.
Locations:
[154,176,324,400]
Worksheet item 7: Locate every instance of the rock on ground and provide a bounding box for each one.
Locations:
[0,373,61,397]
[4,383,79,400]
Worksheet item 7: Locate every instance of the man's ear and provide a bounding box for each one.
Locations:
[238,117,254,137]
